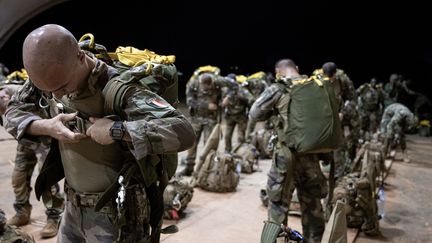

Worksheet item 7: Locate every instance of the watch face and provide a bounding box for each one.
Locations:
[112,129,123,137]
[110,121,124,140]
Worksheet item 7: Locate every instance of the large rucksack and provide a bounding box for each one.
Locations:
[232,142,259,173]
[283,76,342,153]
[77,33,179,181]
[332,141,382,236]
[163,176,194,220]
[196,150,240,192]
[78,33,179,109]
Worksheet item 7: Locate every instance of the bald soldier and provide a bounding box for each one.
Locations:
[5,24,195,243]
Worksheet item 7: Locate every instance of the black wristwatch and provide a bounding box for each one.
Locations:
[109,121,125,141]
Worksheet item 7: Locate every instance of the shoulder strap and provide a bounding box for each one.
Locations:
[102,75,136,115]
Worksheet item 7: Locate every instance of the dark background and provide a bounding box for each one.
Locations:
[0,0,431,102]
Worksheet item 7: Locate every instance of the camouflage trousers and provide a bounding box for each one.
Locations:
[267,144,326,243]
[58,200,114,243]
[185,117,217,167]
[222,114,247,152]
[360,110,381,135]
[12,143,63,219]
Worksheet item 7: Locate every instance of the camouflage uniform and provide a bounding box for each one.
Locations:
[0,209,35,243]
[313,68,356,110]
[357,83,385,136]
[243,73,269,141]
[184,72,236,173]
[380,103,416,150]
[383,74,401,108]
[0,84,63,235]
[5,58,195,242]
[222,85,254,152]
[338,100,361,173]
[250,78,326,243]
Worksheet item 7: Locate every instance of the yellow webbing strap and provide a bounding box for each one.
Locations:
[6,69,28,81]
[248,71,266,80]
[195,65,220,75]
[78,33,95,49]
[236,75,247,83]
[108,46,175,67]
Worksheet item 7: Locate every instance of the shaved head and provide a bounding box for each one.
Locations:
[23,24,79,91]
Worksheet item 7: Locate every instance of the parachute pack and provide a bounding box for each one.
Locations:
[281,75,342,153]
[78,33,179,110]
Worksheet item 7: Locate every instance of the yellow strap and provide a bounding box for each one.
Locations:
[196,65,220,75]
[78,33,95,49]
[236,75,247,83]
[108,46,175,67]
[247,71,266,80]
[6,69,28,81]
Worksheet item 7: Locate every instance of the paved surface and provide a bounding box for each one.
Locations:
[356,135,432,243]
[7,118,430,242]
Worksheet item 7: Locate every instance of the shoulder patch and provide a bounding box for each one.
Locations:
[147,97,169,108]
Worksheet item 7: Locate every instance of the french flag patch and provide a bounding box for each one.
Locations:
[147,97,169,108]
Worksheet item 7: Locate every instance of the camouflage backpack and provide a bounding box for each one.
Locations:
[232,143,259,174]
[0,209,34,243]
[332,141,382,235]
[196,150,240,192]
[163,176,194,220]
[251,127,275,159]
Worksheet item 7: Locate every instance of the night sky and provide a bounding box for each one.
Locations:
[0,0,431,101]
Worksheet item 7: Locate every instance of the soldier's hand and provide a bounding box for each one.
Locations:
[49,113,87,143]
[222,97,231,107]
[208,103,218,111]
[86,117,115,145]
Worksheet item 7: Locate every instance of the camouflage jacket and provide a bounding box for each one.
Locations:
[380,103,415,135]
[186,72,237,119]
[4,59,196,188]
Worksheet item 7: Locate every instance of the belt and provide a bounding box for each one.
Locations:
[65,184,112,214]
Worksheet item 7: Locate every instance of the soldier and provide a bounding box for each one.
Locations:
[221,79,254,152]
[5,24,195,242]
[243,71,269,142]
[357,78,386,139]
[313,62,356,109]
[181,68,237,176]
[380,103,417,162]
[384,73,401,107]
[1,83,63,238]
[0,208,35,243]
[252,59,326,243]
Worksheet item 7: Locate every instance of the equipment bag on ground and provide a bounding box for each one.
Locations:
[196,150,240,192]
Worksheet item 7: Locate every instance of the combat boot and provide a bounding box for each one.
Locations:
[40,218,59,238]
[7,205,31,226]
[402,150,410,163]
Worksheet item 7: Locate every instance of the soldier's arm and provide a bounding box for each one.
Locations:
[4,80,46,139]
[249,84,283,122]
[5,81,85,142]
[120,87,196,161]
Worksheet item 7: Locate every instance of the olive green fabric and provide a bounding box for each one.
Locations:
[196,150,240,192]
[321,200,348,243]
[285,77,342,153]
